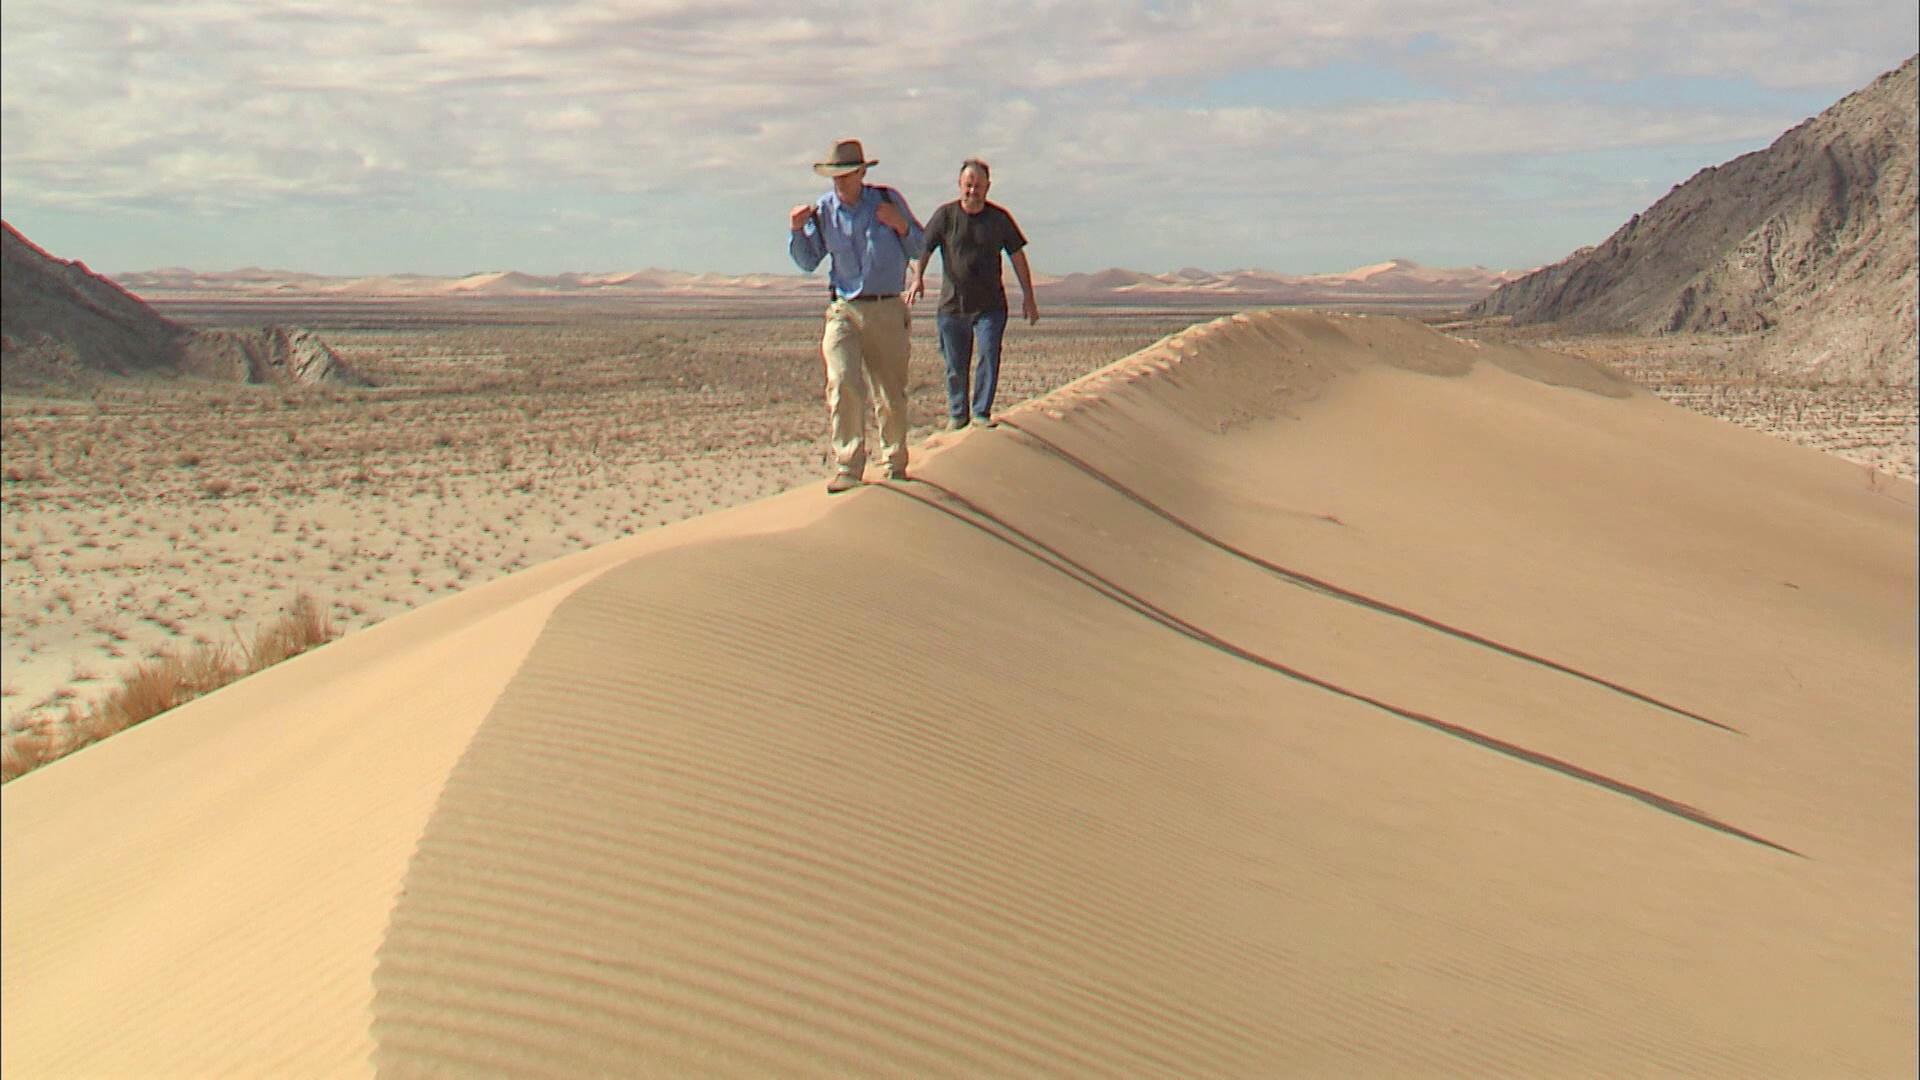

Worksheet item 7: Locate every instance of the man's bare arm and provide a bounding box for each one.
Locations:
[908,251,933,305]
[1011,249,1039,324]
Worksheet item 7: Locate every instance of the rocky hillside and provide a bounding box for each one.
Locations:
[1,222,366,394]
[179,327,368,387]
[2,221,186,385]
[1471,56,1917,384]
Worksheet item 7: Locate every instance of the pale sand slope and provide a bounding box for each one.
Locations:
[5,311,1915,1076]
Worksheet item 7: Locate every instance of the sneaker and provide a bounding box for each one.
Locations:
[948,417,970,432]
[970,415,994,429]
[826,473,861,494]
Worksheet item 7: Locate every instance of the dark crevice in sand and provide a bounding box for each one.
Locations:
[995,415,1735,734]
[876,479,1798,858]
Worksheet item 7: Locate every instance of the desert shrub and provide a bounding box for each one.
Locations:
[0,593,341,784]
[96,645,240,732]
[242,593,335,671]
[1,722,56,782]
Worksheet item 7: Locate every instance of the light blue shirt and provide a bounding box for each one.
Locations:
[788,184,925,299]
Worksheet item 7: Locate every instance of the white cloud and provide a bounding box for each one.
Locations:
[1,0,1912,271]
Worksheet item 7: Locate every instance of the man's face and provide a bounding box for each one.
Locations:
[833,167,867,201]
[958,167,989,210]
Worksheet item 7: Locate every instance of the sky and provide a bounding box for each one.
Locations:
[2,2,1914,277]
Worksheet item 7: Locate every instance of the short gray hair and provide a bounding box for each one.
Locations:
[959,158,991,181]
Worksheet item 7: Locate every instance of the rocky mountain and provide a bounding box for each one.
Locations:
[1,222,367,394]
[1471,56,1918,384]
[3,220,186,382]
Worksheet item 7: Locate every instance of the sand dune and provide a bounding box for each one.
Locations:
[4,311,1914,1076]
[108,260,1517,307]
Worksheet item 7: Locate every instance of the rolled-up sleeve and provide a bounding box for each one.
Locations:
[789,219,826,272]
[899,196,926,260]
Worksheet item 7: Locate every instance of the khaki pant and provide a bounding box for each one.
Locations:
[820,296,910,477]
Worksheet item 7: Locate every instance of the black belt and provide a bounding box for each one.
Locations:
[841,293,899,302]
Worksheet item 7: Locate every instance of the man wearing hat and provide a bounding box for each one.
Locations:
[788,138,925,493]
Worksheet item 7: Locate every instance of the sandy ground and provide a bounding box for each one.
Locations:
[5,309,1912,756]
[4,310,1914,1075]
[1454,324,1919,482]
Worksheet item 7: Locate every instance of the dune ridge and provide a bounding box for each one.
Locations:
[5,311,1914,1076]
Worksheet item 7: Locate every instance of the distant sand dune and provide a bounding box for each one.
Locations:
[5,311,1914,1076]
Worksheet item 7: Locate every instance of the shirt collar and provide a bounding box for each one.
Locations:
[829,186,869,213]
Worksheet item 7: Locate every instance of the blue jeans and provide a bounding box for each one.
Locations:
[936,309,1009,422]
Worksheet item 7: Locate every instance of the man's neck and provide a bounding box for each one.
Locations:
[960,199,987,215]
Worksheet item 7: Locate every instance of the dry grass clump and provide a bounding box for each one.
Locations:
[1,593,338,783]
[95,645,241,733]
[241,592,335,671]
[1,703,81,783]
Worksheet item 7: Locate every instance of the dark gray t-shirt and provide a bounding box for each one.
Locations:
[923,201,1027,316]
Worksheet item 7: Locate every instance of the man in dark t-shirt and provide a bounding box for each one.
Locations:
[907,158,1039,429]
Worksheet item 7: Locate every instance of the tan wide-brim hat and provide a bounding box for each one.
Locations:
[814,138,879,177]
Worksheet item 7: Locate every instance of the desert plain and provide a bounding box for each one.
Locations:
[2,299,1207,762]
[1,304,1914,1075]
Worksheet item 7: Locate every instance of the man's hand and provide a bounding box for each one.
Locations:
[789,204,816,231]
[1022,294,1040,325]
[906,275,925,305]
[874,200,908,236]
